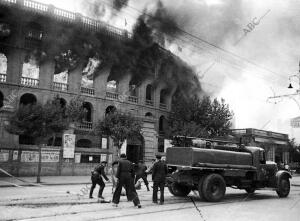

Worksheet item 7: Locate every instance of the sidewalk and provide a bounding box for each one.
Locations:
[1,174,300,188]
[0,176,91,187]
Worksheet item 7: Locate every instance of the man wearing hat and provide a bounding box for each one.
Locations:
[112,153,141,208]
[152,155,168,205]
[89,161,109,199]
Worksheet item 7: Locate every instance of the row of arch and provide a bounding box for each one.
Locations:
[0,51,169,105]
[0,91,167,132]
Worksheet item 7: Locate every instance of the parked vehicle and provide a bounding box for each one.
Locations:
[166,139,292,202]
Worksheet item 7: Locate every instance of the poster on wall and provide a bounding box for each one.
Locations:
[101,137,107,149]
[120,140,127,154]
[63,134,76,158]
[108,154,112,163]
[13,150,18,161]
[75,153,81,163]
[0,150,9,162]
[164,139,173,153]
[100,154,107,162]
[21,151,39,162]
[41,150,59,162]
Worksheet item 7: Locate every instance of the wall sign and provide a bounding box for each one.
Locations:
[0,149,9,162]
[41,150,59,162]
[63,134,75,158]
[21,151,39,162]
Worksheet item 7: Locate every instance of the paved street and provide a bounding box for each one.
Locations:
[0,177,300,221]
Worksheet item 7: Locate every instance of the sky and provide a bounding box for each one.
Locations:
[35,0,300,142]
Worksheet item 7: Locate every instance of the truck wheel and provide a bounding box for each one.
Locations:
[202,174,226,202]
[198,176,206,200]
[169,182,191,196]
[245,187,256,194]
[276,178,290,198]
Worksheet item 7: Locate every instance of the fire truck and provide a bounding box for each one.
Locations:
[166,137,292,202]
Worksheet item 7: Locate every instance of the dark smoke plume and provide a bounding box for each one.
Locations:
[113,0,129,11]
[145,1,181,45]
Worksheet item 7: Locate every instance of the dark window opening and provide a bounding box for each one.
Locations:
[160,89,167,104]
[0,91,3,108]
[47,137,62,146]
[105,105,116,115]
[82,102,92,122]
[80,154,100,163]
[146,84,153,100]
[19,93,37,106]
[76,139,92,148]
[145,112,153,117]
[159,116,165,132]
[25,22,43,48]
[19,135,35,145]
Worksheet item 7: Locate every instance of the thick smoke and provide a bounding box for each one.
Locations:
[113,0,129,11]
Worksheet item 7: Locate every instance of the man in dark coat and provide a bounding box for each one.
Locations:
[89,161,109,199]
[112,153,141,208]
[135,160,150,191]
[152,155,168,205]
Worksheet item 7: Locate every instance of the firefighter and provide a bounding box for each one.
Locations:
[135,160,150,191]
[89,161,109,199]
[112,154,141,208]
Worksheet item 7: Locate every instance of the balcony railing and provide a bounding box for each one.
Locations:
[128,96,138,103]
[0,73,6,83]
[21,77,39,87]
[145,99,154,106]
[81,86,95,96]
[78,121,93,130]
[106,91,119,100]
[52,82,68,91]
[159,103,167,110]
[0,0,131,40]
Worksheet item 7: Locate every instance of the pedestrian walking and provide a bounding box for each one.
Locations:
[112,153,141,208]
[89,161,109,199]
[152,155,168,205]
[135,160,150,191]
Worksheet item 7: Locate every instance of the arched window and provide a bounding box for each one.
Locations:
[19,93,37,106]
[106,80,118,92]
[159,115,166,132]
[21,55,40,87]
[76,139,92,148]
[129,80,138,97]
[105,105,116,115]
[0,90,3,108]
[58,98,66,108]
[82,102,93,122]
[145,112,153,117]
[160,89,167,104]
[25,22,43,48]
[146,84,153,101]
[81,57,100,88]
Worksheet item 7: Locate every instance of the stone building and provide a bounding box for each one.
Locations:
[0,0,175,176]
[230,128,290,164]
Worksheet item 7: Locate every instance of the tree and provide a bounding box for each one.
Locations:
[96,111,142,156]
[168,95,233,142]
[5,96,85,182]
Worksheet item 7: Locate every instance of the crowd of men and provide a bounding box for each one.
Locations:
[89,153,168,208]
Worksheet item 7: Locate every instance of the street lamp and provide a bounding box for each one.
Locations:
[287,61,300,92]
